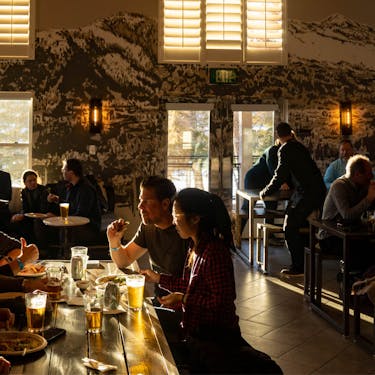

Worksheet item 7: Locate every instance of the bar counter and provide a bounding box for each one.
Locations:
[8,260,178,375]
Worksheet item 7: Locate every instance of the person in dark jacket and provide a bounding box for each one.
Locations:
[10,170,52,245]
[48,158,102,245]
[260,122,326,276]
[0,170,12,232]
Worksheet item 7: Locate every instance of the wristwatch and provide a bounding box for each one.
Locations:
[16,258,25,270]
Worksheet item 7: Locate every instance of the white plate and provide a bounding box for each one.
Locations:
[0,331,47,356]
[95,274,127,286]
[17,263,46,278]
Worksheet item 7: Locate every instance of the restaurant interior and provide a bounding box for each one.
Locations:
[1,0,375,374]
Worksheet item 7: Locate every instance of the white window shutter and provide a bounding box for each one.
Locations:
[0,0,35,59]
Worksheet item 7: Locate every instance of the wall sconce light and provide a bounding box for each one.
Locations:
[89,98,103,133]
[340,101,352,136]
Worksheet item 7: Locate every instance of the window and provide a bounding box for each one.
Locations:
[232,104,278,202]
[0,92,33,187]
[0,0,35,59]
[166,103,213,191]
[159,0,286,64]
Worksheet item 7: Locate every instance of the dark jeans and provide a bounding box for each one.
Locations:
[284,198,316,272]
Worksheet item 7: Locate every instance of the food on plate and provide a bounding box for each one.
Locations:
[0,332,46,354]
[95,275,127,286]
[18,263,46,276]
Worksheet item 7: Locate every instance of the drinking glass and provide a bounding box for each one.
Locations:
[46,266,63,301]
[59,203,69,221]
[125,274,145,311]
[25,291,48,333]
[83,293,104,334]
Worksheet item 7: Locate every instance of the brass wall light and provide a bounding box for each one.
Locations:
[89,98,103,133]
[340,101,352,136]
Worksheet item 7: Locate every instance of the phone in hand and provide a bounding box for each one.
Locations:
[42,327,66,342]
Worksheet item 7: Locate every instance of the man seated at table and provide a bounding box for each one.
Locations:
[260,122,326,276]
[48,158,102,245]
[318,154,375,274]
[106,176,189,355]
[323,140,354,190]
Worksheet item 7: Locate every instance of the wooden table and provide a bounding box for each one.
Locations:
[9,260,178,374]
[43,216,90,258]
[307,218,375,337]
[235,189,291,265]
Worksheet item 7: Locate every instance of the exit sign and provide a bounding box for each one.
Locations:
[209,68,239,84]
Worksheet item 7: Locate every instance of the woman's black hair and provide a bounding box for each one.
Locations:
[174,188,235,251]
[22,169,38,183]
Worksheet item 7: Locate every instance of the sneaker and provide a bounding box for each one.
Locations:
[280,267,304,277]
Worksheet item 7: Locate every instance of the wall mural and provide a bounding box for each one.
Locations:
[0,12,374,210]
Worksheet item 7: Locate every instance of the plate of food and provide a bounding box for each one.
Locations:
[95,274,127,286]
[0,332,47,356]
[24,212,48,219]
[17,263,46,277]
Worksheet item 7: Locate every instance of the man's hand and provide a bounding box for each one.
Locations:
[0,308,15,330]
[19,238,39,265]
[47,193,59,203]
[22,278,48,292]
[107,219,128,246]
[10,213,24,223]
[140,269,160,284]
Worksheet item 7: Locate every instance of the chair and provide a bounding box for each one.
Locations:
[256,222,284,274]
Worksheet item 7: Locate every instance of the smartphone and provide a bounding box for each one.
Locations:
[43,327,66,343]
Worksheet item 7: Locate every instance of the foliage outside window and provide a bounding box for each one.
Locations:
[0,92,33,187]
[167,109,210,191]
[0,0,35,59]
[159,0,286,64]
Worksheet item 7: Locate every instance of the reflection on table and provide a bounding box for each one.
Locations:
[8,260,178,375]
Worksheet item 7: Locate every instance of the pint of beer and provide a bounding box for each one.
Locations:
[59,203,69,220]
[83,293,104,333]
[125,274,145,311]
[25,291,47,333]
[46,266,63,301]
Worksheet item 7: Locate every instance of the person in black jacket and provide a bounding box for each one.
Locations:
[0,170,12,232]
[48,158,102,245]
[260,122,326,276]
[10,170,52,245]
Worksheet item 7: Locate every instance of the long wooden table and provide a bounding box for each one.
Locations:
[9,260,178,374]
[235,189,291,265]
[307,218,375,337]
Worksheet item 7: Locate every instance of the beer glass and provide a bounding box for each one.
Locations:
[25,291,48,333]
[59,203,69,221]
[83,293,104,334]
[125,274,145,311]
[46,266,63,301]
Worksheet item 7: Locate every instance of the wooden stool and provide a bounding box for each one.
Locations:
[256,223,284,274]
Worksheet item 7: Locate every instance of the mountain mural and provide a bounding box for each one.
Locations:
[0,12,374,205]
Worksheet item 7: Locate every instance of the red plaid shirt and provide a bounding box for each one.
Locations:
[159,235,239,336]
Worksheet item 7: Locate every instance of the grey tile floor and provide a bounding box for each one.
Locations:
[234,241,375,375]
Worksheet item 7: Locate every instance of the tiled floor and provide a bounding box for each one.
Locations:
[234,241,375,375]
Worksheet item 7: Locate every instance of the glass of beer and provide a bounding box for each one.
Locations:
[46,266,63,301]
[83,293,104,334]
[59,203,69,221]
[25,291,48,333]
[125,274,145,311]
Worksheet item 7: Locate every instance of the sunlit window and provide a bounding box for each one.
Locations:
[0,92,33,187]
[159,0,286,64]
[0,0,35,59]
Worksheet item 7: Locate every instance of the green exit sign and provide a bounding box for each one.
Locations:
[209,68,239,84]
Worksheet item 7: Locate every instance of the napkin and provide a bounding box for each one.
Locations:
[82,357,118,372]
